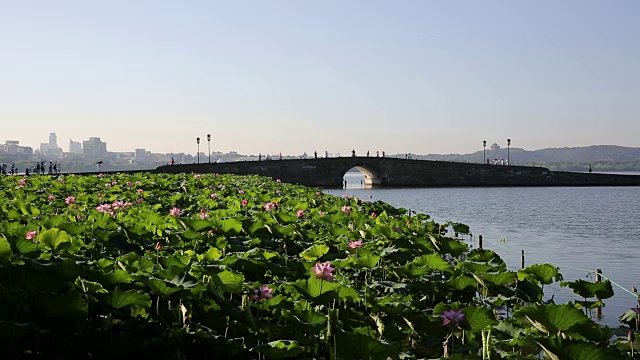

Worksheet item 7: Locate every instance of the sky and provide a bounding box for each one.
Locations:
[1,1,639,156]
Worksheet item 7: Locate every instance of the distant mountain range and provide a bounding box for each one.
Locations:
[400,145,640,163]
[387,145,640,171]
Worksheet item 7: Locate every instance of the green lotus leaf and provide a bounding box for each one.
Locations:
[354,253,380,269]
[290,275,359,302]
[37,228,71,252]
[104,287,152,309]
[447,275,477,291]
[483,271,517,286]
[0,235,12,262]
[252,340,305,359]
[514,303,590,333]
[467,249,505,265]
[75,277,108,294]
[182,218,215,232]
[451,222,470,235]
[57,223,86,236]
[300,244,329,261]
[518,264,563,285]
[439,238,468,257]
[407,253,452,273]
[536,337,625,360]
[145,278,181,296]
[560,279,614,300]
[462,306,498,332]
[14,238,38,254]
[212,270,245,293]
[203,247,222,262]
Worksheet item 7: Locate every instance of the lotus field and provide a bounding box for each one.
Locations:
[1,173,638,359]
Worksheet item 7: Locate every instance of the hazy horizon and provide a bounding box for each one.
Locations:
[2,1,639,155]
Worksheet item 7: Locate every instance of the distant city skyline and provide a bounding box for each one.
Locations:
[2,1,639,155]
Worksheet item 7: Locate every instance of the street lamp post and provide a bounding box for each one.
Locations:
[483,140,486,164]
[507,139,511,165]
[207,134,211,163]
[196,137,200,164]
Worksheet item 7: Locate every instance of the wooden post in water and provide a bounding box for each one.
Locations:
[521,250,525,269]
[595,269,603,319]
[478,235,483,249]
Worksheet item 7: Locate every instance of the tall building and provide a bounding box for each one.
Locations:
[83,137,107,159]
[49,133,57,147]
[69,139,82,154]
[135,149,148,162]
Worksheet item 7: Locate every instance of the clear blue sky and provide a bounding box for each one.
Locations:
[1,1,639,155]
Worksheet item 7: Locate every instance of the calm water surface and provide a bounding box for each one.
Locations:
[325,172,640,328]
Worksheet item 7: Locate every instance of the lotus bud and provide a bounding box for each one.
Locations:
[155,242,163,251]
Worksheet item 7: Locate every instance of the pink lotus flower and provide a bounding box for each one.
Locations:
[241,199,248,207]
[169,207,181,216]
[238,189,245,194]
[218,184,225,189]
[341,206,351,213]
[312,262,335,282]
[319,211,325,216]
[48,195,55,201]
[96,204,114,216]
[137,188,144,194]
[17,185,24,189]
[316,191,322,196]
[349,240,364,249]
[263,202,276,211]
[126,181,134,187]
[199,212,210,219]
[104,183,112,187]
[111,200,126,210]
[211,193,219,199]
[26,230,37,240]
[19,178,27,185]
[65,196,76,205]
[250,285,274,302]
[155,242,163,251]
[296,210,304,217]
[137,198,144,203]
[194,174,201,179]
[440,309,464,327]
[371,212,377,218]
[343,194,350,199]
[276,179,281,183]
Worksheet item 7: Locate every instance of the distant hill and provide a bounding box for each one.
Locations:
[393,145,640,165]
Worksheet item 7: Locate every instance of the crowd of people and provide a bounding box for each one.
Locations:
[0,161,61,176]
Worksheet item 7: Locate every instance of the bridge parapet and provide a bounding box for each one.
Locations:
[155,157,640,187]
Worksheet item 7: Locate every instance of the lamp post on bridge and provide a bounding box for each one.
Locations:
[196,137,200,164]
[207,134,211,163]
[483,140,486,164]
[507,139,511,165]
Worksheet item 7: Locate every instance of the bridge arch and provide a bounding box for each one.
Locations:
[340,163,385,188]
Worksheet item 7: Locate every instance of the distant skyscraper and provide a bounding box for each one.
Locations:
[83,137,107,159]
[49,133,57,147]
[69,139,82,154]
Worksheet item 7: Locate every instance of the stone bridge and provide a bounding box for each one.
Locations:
[155,157,640,188]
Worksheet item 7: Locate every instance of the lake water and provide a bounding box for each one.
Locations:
[325,172,640,329]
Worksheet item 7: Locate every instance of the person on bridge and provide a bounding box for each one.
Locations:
[382,151,385,157]
[367,151,369,157]
[171,157,175,165]
[352,149,356,157]
[314,151,317,159]
[325,151,328,158]
[376,151,379,157]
